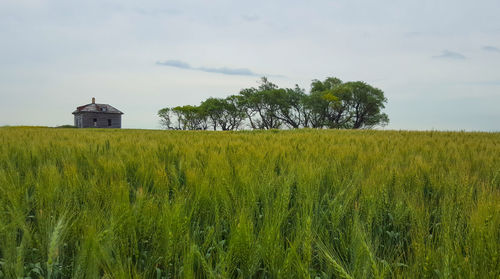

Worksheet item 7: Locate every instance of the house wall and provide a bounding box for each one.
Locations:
[74,112,122,128]
[74,114,83,127]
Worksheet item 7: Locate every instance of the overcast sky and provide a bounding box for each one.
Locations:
[1,0,499,131]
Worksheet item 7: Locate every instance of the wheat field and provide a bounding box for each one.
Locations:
[0,127,499,278]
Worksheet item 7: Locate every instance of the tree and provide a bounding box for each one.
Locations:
[308,77,389,129]
[274,85,308,128]
[158,108,173,129]
[199,97,245,130]
[310,77,343,93]
[238,77,283,130]
[307,77,347,128]
[345,81,389,129]
[237,88,259,129]
[302,93,326,128]
[200,97,225,131]
[158,76,389,130]
[171,106,185,129]
[223,95,245,130]
[171,105,208,130]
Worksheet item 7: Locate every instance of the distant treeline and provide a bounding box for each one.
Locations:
[158,77,389,130]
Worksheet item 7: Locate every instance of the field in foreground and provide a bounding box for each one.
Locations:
[0,127,499,278]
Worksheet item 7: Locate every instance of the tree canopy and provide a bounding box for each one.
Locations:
[158,77,389,130]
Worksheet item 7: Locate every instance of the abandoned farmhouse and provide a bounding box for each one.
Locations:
[72,98,124,128]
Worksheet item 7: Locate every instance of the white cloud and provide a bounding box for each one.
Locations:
[482,45,500,53]
[432,50,466,60]
[156,60,259,76]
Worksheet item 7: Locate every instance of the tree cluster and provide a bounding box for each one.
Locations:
[158,77,389,130]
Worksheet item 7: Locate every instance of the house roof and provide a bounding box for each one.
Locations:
[72,103,124,114]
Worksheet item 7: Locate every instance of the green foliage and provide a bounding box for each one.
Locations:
[0,127,499,278]
[309,78,389,129]
[171,105,208,130]
[159,76,389,130]
[158,108,172,129]
[237,77,284,130]
[200,97,245,131]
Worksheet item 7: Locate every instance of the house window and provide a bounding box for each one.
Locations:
[108,119,112,127]
[93,118,97,127]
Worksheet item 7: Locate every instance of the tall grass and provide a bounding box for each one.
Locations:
[0,127,499,278]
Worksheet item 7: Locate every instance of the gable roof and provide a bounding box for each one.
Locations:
[72,103,124,114]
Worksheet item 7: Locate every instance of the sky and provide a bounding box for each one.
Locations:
[1,0,499,131]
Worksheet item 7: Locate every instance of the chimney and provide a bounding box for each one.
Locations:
[92,97,95,104]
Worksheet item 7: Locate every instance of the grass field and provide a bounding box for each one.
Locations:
[0,127,499,278]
